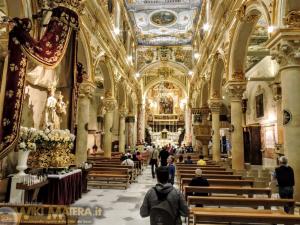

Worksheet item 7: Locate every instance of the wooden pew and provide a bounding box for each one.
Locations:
[179,173,243,181]
[184,186,272,198]
[180,178,254,191]
[178,170,233,175]
[190,207,300,225]
[0,203,77,224]
[92,164,137,182]
[88,167,130,189]
[187,196,295,213]
[176,166,226,171]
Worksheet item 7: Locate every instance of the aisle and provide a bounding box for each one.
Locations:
[74,166,156,225]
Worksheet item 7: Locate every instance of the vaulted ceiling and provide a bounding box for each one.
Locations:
[125,0,202,46]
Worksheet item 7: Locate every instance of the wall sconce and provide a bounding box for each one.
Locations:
[229,124,234,132]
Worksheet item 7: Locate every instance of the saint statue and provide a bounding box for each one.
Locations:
[45,87,58,130]
[44,88,67,130]
[55,91,67,129]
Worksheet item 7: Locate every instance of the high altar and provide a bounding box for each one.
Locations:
[145,82,185,146]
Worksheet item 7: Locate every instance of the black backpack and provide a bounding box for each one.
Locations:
[150,187,177,225]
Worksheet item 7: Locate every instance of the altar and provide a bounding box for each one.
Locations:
[37,169,82,205]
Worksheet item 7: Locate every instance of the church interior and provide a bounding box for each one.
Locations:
[0,0,300,224]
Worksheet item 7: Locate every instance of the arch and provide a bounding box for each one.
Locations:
[78,29,93,81]
[94,57,115,98]
[143,77,188,101]
[200,81,209,107]
[195,92,201,108]
[228,0,271,80]
[210,52,225,99]
[127,92,137,115]
[117,81,127,107]
[139,60,189,75]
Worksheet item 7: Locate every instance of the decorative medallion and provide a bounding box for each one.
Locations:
[283,109,292,126]
[150,10,177,27]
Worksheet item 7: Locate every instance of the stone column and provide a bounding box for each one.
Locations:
[199,107,211,158]
[103,97,117,158]
[209,99,222,162]
[268,29,300,201]
[271,82,284,154]
[136,103,145,145]
[118,106,127,153]
[75,81,95,165]
[191,114,196,148]
[185,104,192,145]
[225,81,246,170]
[126,114,135,148]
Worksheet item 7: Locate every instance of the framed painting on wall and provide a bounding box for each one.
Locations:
[256,93,264,118]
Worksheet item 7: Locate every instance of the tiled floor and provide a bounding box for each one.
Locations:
[73,166,157,225]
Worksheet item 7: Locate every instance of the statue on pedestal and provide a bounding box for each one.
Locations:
[45,87,58,130]
[44,88,67,130]
[55,91,67,129]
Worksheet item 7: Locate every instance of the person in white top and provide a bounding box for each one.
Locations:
[121,155,135,167]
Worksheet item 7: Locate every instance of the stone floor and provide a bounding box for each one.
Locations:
[74,166,157,225]
[73,166,299,225]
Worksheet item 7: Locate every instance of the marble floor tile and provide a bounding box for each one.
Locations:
[73,166,157,225]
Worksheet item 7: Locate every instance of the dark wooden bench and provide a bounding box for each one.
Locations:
[187,196,295,213]
[176,166,226,171]
[88,167,130,189]
[178,170,233,175]
[184,186,272,198]
[179,173,243,181]
[180,178,254,191]
[92,164,137,181]
[190,207,300,225]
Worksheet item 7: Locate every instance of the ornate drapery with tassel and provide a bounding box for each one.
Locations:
[0,7,79,159]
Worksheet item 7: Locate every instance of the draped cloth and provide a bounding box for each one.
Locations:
[0,7,79,159]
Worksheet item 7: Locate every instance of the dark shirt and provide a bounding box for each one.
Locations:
[159,150,169,166]
[275,165,295,187]
[184,159,193,164]
[188,177,210,196]
[168,164,175,185]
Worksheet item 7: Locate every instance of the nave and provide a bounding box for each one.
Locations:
[76,165,155,225]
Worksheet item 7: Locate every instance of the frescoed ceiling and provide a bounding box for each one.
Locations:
[125,0,202,46]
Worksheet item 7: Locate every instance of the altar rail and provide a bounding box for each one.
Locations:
[149,114,184,121]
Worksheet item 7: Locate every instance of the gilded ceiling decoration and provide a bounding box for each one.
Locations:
[137,46,193,71]
[125,0,202,46]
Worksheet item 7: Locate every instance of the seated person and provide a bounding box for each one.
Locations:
[120,153,126,161]
[197,155,206,166]
[178,155,184,163]
[188,169,210,206]
[92,144,98,154]
[184,155,193,164]
[121,155,135,167]
[133,152,142,170]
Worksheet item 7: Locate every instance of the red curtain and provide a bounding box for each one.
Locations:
[0,7,79,159]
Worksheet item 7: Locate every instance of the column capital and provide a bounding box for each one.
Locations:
[225,81,246,101]
[266,28,300,68]
[208,98,222,113]
[103,98,117,112]
[79,81,96,99]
